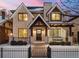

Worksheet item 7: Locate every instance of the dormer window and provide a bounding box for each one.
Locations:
[51,12,61,21]
[18,13,28,21]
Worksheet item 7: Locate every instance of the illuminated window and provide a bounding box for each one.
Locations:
[19,14,22,21]
[19,13,28,21]
[49,28,61,37]
[18,29,28,38]
[51,12,61,21]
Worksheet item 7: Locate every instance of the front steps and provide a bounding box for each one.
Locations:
[31,42,48,58]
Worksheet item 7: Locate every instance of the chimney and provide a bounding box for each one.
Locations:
[43,2,52,21]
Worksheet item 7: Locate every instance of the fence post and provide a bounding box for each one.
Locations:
[28,46,31,58]
[1,48,3,58]
[47,46,51,58]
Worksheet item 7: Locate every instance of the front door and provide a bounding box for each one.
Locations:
[36,29,42,41]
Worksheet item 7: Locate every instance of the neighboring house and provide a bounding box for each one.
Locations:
[0,2,79,45]
[0,9,12,44]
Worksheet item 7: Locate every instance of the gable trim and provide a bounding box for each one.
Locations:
[28,14,50,28]
[47,3,65,15]
[10,2,34,19]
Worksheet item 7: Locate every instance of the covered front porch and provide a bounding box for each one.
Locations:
[28,14,74,45]
[47,22,74,45]
[28,14,49,44]
[48,27,71,45]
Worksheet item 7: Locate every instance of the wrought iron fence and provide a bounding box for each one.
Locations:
[50,46,79,58]
[0,46,79,58]
[0,46,30,58]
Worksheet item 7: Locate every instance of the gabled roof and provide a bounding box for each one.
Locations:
[10,7,44,14]
[67,16,79,22]
[47,3,65,15]
[10,3,34,18]
[28,14,50,28]
[0,18,11,25]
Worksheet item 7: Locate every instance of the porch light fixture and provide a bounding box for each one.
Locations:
[37,30,42,34]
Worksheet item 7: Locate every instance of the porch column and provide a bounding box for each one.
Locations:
[9,33,13,45]
[45,27,48,44]
[69,26,73,45]
[29,28,33,44]
[45,27,47,36]
[69,26,72,36]
[31,28,33,36]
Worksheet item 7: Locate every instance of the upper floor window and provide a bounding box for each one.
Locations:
[51,12,61,21]
[18,13,28,21]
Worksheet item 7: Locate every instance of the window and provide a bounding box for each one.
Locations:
[19,13,28,21]
[18,28,28,38]
[2,11,5,19]
[0,16,2,20]
[51,12,61,21]
[49,28,61,37]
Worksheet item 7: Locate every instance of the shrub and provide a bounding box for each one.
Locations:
[10,40,17,45]
[49,42,62,45]
[23,41,27,45]
[49,41,71,45]
[65,42,71,45]
[10,40,27,45]
[17,41,24,45]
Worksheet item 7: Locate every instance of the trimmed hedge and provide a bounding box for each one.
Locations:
[10,40,27,45]
[49,42,71,45]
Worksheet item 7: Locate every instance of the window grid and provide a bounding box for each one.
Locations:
[51,12,61,21]
[18,13,28,21]
[50,28,61,38]
[18,28,28,38]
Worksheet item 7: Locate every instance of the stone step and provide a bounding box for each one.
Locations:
[32,41,45,45]
[31,56,47,58]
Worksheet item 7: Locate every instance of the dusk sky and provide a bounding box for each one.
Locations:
[0,0,79,12]
[0,0,60,10]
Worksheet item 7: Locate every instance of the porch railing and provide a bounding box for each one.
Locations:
[48,37,64,42]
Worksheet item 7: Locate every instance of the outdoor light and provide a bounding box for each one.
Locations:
[9,33,13,36]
